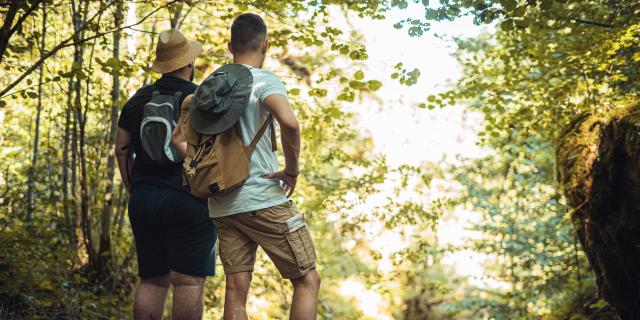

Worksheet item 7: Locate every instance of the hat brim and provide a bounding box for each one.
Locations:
[189,100,246,136]
[188,64,253,135]
[151,40,203,74]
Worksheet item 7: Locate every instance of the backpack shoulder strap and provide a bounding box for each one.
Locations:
[248,114,275,152]
[270,121,277,152]
[172,91,183,118]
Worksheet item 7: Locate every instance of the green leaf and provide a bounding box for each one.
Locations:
[349,80,365,89]
[408,26,424,37]
[512,6,526,17]
[367,80,382,91]
[424,9,438,20]
[354,70,365,80]
[515,18,530,28]
[106,57,120,68]
[500,0,517,11]
[500,19,514,31]
[309,88,327,97]
[540,0,553,10]
[589,299,609,309]
[474,0,488,10]
[289,88,300,96]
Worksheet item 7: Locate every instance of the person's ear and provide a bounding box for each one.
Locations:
[262,37,268,54]
[228,42,234,54]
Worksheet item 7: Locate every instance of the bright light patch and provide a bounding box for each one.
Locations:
[125,1,138,54]
[339,278,390,319]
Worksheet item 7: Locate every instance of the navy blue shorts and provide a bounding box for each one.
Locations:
[128,183,216,279]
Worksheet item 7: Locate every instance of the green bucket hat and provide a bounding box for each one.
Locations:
[189,64,253,135]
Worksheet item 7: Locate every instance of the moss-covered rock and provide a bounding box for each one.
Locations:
[557,105,640,319]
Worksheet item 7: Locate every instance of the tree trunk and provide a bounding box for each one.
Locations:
[170,2,184,29]
[143,20,158,86]
[69,0,96,267]
[114,183,127,237]
[63,65,75,252]
[99,0,125,275]
[26,0,47,220]
[557,106,640,320]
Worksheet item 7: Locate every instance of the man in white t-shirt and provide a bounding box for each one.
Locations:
[209,13,320,320]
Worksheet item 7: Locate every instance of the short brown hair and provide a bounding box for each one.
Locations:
[230,13,267,54]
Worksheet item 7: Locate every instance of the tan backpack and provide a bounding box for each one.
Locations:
[179,96,276,198]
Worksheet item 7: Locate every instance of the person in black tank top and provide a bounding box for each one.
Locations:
[114,29,216,320]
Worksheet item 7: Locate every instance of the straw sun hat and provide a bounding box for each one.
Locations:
[151,29,203,74]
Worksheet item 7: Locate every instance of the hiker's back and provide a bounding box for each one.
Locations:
[118,76,196,191]
[207,67,287,217]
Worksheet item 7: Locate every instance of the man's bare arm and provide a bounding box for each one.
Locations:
[115,128,133,192]
[262,94,300,197]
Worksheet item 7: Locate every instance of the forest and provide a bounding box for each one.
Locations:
[1,0,640,319]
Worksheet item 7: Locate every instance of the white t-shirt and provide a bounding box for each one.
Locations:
[208,66,289,218]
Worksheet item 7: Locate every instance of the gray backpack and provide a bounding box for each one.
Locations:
[140,89,184,165]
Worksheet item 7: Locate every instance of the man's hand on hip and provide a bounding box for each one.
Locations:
[263,170,298,197]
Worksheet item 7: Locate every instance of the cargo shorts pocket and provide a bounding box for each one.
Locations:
[284,214,316,269]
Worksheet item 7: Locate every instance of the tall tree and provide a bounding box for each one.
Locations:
[169,2,183,29]
[69,0,97,266]
[99,0,125,274]
[26,0,47,220]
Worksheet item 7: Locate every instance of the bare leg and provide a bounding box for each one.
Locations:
[223,272,252,320]
[170,270,206,320]
[290,270,321,320]
[134,274,171,320]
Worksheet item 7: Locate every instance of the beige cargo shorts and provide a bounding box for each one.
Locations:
[212,200,317,279]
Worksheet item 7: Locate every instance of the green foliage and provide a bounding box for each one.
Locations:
[413,0,640,318]
[391,62,421,86]
[3,0,639,318]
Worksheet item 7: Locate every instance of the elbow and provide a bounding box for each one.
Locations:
[281,118,300,134]
[171,130,183,147]
[171,130,187,157]
[114,144,128,158]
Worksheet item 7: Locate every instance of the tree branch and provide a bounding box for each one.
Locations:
[0,0,20,64]
[559,16,614,28]
[0,0,45,63]
[0,0,178,98]
[9,0,45,35]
